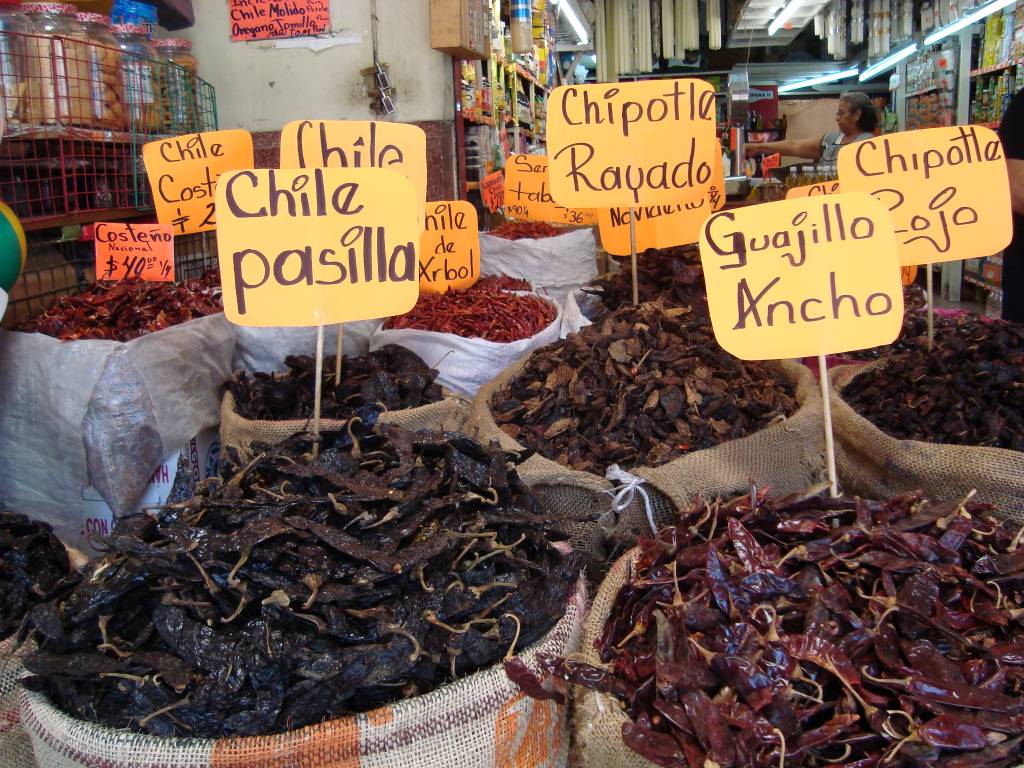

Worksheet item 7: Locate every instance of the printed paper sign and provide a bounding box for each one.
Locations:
[280,120,428,207]
[420,201,479,293]
[699,193,903,360]
[95,223,174,282]
[504,154,597,226]
[837,125,1012,266]
[481,170,505,212]
[786,180,841,199]
[599,148,725,255]
[228,0,330,41]
[546,79,719,207]
[761,153,781,178]
[215,167,420,327]
[143,130,255,235]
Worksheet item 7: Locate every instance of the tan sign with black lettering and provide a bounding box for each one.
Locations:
[546,79,719,208]
[215,167,420,327]
[786,180,841,199]
[503,154,597,225]
[837,125,1012,266]
[419,201,479,293]
[699,193,903,360]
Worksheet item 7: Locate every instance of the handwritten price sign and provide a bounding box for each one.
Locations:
[481,170,505,212]
[95,223,174,282]
[503,154,596,226]
[420,201,479,293]
[228,0,329,41]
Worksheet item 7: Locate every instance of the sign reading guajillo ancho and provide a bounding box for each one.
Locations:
[215,168,420,327]
[279,120,428,207]
[546,79,719,207]
[419,201,479,293]
[837,125,1012,266]
[698,193,903,360]
[598,147,725,255]
[503,154,596,225]
[786,180,841,199]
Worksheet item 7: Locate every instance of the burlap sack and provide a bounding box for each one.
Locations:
[219,392,469,459]
[466,357,825,570]
[0,638,35,768]
[831,362,1024,516]
[21,576,586,768]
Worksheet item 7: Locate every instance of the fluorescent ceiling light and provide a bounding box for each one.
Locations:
[924,0,1016,45]
[859,42,918,80]
[778,66,860,92]
[768,0,801,36]
[557,0,590,45]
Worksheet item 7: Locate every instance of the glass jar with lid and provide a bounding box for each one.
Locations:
[0,1,31,126]
[112,22,160,133]
[155,38,198,133]
[23,3,78,125]
[75,13,125,130]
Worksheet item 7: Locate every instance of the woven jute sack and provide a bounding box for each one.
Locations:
[466,357,825,571]
[219,392,469,459]
[0,638,35,768]
[21,576,586,768]
[831,362,1024,517]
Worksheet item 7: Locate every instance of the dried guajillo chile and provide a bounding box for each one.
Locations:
[384,281,556,343]
[491,302,798,474]
[229,345,443,422]
[21,426,579,737]
[843,316,1023,449]
[18,270,223,342]
[511,488,1024,768]
[0,512,79,641]
[589,246,708,315]
[487,221,565,240]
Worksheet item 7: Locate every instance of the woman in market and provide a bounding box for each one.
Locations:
[744,90,879,163]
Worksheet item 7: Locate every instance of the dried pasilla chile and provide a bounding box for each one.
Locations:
[229,345,443,422]
[487,221,565,240]
[0,511,79,641]
[22,426,579,737]
[847,299,967,362]
[18,271,222,342]
[384,281,556,343]
[843,316,1023,449]
[512,488,1024,768]
[589,246,708,315]
[491,302,798,474]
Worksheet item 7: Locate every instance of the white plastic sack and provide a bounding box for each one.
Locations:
[369,297,562,398]
[232,320,381,373]
[560,288,605,338]
[480,229,597,305]
[0,314,234,548]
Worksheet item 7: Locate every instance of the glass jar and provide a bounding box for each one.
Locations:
[112,22,160,133]
[23,3,78,126]
[155,37,197,133]
[75,13,125,130]
[0,1,31,125]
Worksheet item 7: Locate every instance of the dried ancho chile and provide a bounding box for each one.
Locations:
[513,488,1024,768]
[491,302,798,473]
[18,271,222,342]
[384,280,556,343]
[589,247,708,316]
[229,345,442,423]
[487,221,564,240]
[843,316,1023,449]
[0,511,79,641]
[22,426,579,737]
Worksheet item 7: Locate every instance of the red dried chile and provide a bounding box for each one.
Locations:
[487,221,565,240]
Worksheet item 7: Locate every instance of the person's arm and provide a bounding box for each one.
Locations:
[1008,159,1024,215]
[745,136,822,160]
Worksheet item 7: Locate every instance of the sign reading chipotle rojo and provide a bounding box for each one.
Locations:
[215,167,420,327]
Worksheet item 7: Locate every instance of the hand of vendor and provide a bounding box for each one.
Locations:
[742,92,878,163]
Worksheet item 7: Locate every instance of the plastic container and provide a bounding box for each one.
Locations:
[112,22,160,133]
[509,0,531,53]
[0,1,32,124]
[154,37,196,132]
[23,3,79,125]
[110,0,157,29]
[74,13,124,130]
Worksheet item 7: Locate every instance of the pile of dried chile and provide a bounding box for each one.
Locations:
[0,511,79,641]
[591,247,708,315]
[842,316,1024,449]
[487,221,565,240]
[18,271,222,342]
[22,426,579,737]
[474,274,533,292]
[512,488,1024,768]
[491,303,798,473]
[229,345,443,423]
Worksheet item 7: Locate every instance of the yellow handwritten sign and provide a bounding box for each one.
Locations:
[142,130,254,235]
[598,148,725,255]
[280,120,428,207]
[95,222,174,281]
[699,193,903,360]
[546,79,718,208]
[504,154,597,226]
[837,126,1012,266]
[215,168,420,327]
[419,201,479,293]
[786,180,841,199]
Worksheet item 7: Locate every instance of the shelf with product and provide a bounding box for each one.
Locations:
[967,3,1024,128]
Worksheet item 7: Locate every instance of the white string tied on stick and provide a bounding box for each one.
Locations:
[604,464,657,535]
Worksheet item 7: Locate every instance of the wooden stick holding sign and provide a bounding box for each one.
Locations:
[628,206,638,305]
[314,321,325,453]
[926,266,934,350]
[698,193,904,499]
[334,324,344,386]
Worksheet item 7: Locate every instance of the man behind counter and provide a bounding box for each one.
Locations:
[999,89,1024,323]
